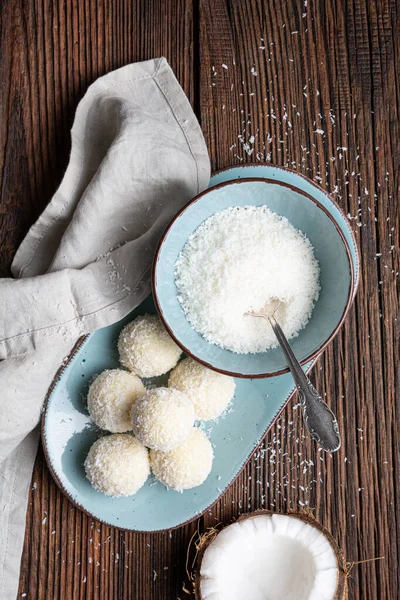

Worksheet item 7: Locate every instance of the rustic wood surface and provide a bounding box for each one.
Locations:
[0,0,398,598]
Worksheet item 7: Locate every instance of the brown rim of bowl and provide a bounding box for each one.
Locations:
[40,336,318,533]
[152,176,356,379]
[194,510,347,600]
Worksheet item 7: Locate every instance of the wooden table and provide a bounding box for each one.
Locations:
[1,1,398,598]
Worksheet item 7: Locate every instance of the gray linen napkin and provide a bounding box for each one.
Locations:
[0,57,210,600]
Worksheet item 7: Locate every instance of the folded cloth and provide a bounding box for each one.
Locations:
[0,57,210,600]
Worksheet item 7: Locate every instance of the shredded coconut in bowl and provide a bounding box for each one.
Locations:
[174,205,320,354]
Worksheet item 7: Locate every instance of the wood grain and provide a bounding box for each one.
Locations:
[0,0,398,598]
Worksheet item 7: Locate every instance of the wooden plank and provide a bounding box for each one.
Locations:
[197,1,399,600]
[0,0,397,598]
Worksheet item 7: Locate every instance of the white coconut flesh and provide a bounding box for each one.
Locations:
[199,514,339,600]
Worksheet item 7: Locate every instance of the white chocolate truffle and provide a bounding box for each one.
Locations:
[150,428,213,491]
[118,314,182,378]
[169,357,235,420]
[131,387,194,451]
[87,369,145,432]
[84,434,150,497]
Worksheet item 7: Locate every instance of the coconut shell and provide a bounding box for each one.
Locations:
[194,509,347,600]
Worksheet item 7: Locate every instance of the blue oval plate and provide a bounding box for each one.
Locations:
[42,164,359,531]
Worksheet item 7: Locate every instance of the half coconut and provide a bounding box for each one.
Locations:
[195,510,346,600]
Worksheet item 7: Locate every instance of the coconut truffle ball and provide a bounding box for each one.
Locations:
[84,434,150,497]
[118,314,182,378]
[131,387,194,451]
[169,357,235,420]
[87,369,145,432]
[150,428,213,491]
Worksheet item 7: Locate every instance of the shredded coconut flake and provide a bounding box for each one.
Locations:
[174,205,320,353]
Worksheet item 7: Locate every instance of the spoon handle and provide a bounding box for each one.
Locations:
[269,315,341,453]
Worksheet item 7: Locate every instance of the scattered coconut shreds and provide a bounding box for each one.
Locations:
[205,50,398,277]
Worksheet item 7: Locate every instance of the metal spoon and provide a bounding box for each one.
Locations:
[247,302,341,453]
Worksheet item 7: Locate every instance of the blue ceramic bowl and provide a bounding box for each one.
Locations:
[153,178,354,378]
